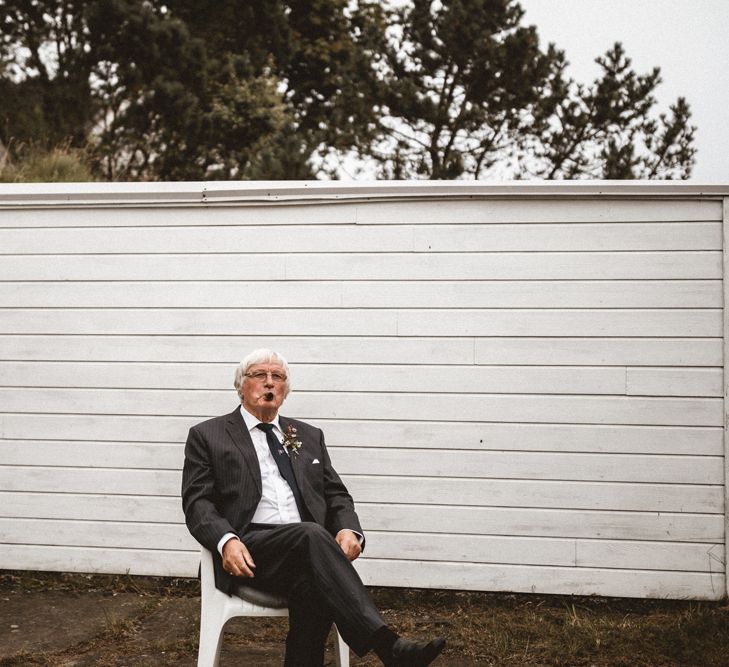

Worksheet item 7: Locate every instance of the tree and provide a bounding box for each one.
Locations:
[366,0,695,179]
[0,0,695,181]
[0,0,385,180]
[0,1,94,148]
[528,43,695,179]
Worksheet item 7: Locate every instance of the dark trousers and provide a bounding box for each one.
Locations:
[240,522,386,665]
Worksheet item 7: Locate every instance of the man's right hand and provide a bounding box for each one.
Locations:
[222,537,256,578]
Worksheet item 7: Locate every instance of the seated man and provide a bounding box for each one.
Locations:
[182,348,445,667]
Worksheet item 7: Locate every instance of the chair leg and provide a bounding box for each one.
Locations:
[197,609,225,667]
[333,624,350,667]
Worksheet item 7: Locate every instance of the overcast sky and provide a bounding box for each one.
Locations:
[519,0,729,181]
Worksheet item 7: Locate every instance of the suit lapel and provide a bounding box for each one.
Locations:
[225,407,262,495]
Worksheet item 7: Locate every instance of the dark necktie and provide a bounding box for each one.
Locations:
[256,422,309,521]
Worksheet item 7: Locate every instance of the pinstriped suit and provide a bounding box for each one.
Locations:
[182,406,363,595]
[182,406,385,660]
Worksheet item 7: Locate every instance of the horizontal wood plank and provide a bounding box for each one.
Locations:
[0,474,720,541]
[1,198,720,227]
[0,544,198,577]
[0,492,184,523]
[1,415,722,455]
[332,449,724,484]
[1,361,721,398]
[355,505,725,542]
[2,280,720,308]
[0,308,721,337]
[354,199,723,224]
[1,441,721,486]
[4,335,722,367]
[397,309,722,337]
[627,368,723,397]
[0,361,630,395]
[1,518,722,573]
[0,308,399,336]
[352,559,725,600]
[0,335,476,364]
[345,476,722,513]
[0,545,723,598]
[1,474,720,526]
[0,222,721,254]
[475,337,722,366]
[0,252,721,281]
[0,388,722,426]
[0,203,358,227]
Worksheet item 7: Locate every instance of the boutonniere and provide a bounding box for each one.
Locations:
[283,424,302,458]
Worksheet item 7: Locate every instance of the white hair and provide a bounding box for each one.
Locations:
[233,348,291,399]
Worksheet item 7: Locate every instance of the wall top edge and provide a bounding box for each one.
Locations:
[0,180,728,207]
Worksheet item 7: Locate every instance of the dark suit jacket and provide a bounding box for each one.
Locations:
[181,406,363,593]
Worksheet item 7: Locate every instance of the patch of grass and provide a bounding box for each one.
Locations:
[0,651,55,667]
[2,572,728,666]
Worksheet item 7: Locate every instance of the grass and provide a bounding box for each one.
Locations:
[1,571,728,666]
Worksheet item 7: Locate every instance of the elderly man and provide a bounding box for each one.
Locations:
[182,348,445,667]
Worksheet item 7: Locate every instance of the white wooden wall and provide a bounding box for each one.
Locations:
[0,182,727,600]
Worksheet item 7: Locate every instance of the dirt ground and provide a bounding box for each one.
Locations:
[2,571,729,666]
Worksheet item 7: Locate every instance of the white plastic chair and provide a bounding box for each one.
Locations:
[198,547,350,667]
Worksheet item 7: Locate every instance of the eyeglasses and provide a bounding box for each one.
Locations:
[245,371,288,383]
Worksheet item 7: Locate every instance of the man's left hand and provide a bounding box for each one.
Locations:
[335,529,362,561]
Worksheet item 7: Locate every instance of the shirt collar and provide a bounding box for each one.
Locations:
[240,405,282,435]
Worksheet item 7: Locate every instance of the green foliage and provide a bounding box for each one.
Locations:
[370,0,567,178]
[367,1,695,179]
[0,0,696,181]
[0,143,95,182]
[530,43,696,179]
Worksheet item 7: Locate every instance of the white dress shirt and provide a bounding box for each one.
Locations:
[217,406,301,554]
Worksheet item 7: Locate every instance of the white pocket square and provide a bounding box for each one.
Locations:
[311,458,320,464]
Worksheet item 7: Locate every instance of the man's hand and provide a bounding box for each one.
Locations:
[222,537,256,578]
[336,529,362,562]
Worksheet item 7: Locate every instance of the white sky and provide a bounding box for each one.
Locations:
[518,0,729,181]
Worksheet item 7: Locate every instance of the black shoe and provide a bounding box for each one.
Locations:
[388,636,446,666]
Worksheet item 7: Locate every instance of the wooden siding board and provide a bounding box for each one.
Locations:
[355,505,725,543]
[0,545,723,598]
[3,335,721,367]
[0,492,184,523]
[0,222,721,254]
[1,415,723,455]
[0,463,720,513]
[345,476,723,514]
[0,519,721,573]
[0,441,722,488]
[1,251,721,281]
[0,388,722,426]
[475,337,722,366]
[0,335,476,364]
[3,361,720,397]
[397,309,723,337]
[0,308,722,337]
[0,474,720,542]
[354,199,723,224]
[626,368,724,397]
[0,361,630,395]
[1,280,721,309]
[352,560,725,600]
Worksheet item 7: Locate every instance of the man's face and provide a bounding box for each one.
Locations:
[241,361,288,417]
